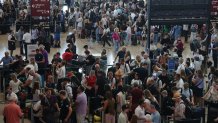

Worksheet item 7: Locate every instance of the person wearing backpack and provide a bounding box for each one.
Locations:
[181,82,194,105]
[63,77,73,101]
[84,50,96,75]
[190,39,201,53]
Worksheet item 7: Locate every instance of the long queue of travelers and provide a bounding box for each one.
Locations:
[1,0,218,123]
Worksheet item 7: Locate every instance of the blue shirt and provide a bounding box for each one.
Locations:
[195,78,204,89]
[151,111,161,123]
[1,56,13,66]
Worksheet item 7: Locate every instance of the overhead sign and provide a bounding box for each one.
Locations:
[31,0,50,17]
[211,0,218,16]
[211,0,218,22]
[27,44,38,60]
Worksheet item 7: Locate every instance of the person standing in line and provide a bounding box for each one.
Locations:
[101,91,116,123]
[149,103,161,123]
[183,24,189,42]
[31,26,39,44]
[172,92,186,121]
[75,86,87,123]
[203,79,218,123]
[3,93,23,123]
[56,61,66,80]
[59,90,72,123]
[22,29,31,59]
[9,73,22,96]
[208,38,218,68]
[0,51,13,67]
[134,99,147,123]
[15,26,24,55]
[8,30,16,56]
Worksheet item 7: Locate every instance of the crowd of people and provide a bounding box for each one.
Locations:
[1,0,218,123]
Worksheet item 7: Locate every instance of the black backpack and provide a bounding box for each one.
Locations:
[180,100,193,119]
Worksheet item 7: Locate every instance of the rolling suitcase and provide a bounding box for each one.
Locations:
[131,34,137,45]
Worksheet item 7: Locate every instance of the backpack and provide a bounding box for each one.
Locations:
[181,88,192,102]
[179,101,192,119]
[190,42,196,51]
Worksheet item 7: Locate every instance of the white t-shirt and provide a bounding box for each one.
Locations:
[126,26,132,35]
[176,64,185,74]
[56,66,66,79]
[23,32,31,43]
[118,112,128,123]
[74,11,81,20]
[135,106,146,123]
[9,79,22,93]
[65,83,73,98]
[176,78,184,89]
[6,92,18,101]
[77,17,83,28]
[25,64,38,72]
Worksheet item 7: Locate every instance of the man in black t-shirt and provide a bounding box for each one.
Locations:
[59,90,72,123]
[34,49,45,74]
[133,62,148,84]
[159,69,171,91]
[41,88,59,123]
[84,50,95,75]
[114,47,126,63]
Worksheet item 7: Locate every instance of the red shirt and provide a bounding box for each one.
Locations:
[86,76,97,88]
[3,102,23,123]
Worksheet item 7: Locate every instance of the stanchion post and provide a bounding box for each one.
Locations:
[21,115,24,123]
[3,77,5,100]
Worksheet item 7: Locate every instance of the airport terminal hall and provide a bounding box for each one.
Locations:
[0,0,218,123]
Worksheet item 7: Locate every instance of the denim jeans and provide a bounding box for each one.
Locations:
[125,34,131,46]
[113,40,120,53]
[154,33,159,44]
[95,28,99,42]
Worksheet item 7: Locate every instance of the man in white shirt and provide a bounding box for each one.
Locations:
[193,52,204,71]
[135,99,147,123]
[176,58,185,74]
[63,78,73,100]
[175,74,184,90]
[125,24,132,46]
[23,30,31,59]
[56,61,66,79]
[73,8,81,28]
[142,53,151,75]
